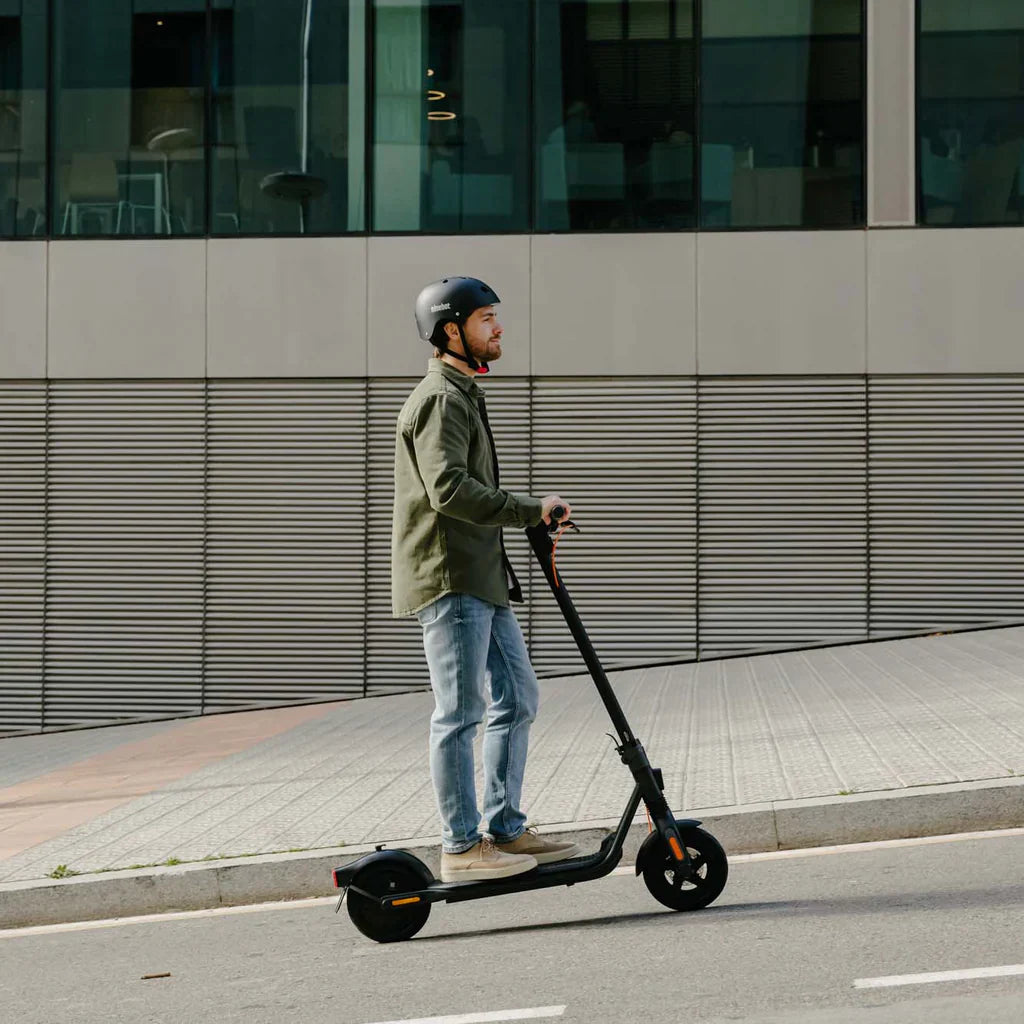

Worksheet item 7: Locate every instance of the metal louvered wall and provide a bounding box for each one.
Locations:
[45,383,206,728]
[869,377,1024,633]
[366,380,423,695]
[530,379,698,674]
[0,383,46,735]
[479,378,533,659]
[205,381,367,709]
[698,378,868,658]
[5,373,1024,735]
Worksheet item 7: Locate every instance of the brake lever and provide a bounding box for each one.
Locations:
[550,519,581,535]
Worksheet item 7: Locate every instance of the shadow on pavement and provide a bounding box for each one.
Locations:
[409,884,1024,943]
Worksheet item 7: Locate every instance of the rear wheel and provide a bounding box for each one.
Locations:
[347,862,431,943]
[641,826,728,911]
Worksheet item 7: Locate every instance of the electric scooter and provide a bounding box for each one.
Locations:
[332,507,728,942]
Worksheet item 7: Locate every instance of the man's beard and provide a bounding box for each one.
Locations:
[471,337,501,362]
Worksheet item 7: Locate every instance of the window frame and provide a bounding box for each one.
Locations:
[0,0,873,240]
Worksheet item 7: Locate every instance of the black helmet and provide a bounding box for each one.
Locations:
[414,276,500,373]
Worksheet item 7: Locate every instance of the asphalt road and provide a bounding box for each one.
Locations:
[2,832,1022,1024]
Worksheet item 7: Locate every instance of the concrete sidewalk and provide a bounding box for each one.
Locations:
[2,626,1024,928]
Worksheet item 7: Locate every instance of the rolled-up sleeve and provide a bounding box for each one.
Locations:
[410,393,543,528]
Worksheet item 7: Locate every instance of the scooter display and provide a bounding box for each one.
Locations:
[332,507,728,942]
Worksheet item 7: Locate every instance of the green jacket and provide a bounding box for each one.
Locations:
[391,360,544,617]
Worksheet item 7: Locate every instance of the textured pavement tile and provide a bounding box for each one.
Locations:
[1,627,1023,881]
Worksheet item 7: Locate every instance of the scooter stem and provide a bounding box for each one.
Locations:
[525,519,689,864]
[526,520,635,746]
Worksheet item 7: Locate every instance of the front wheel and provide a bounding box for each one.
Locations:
[641,826,728,911]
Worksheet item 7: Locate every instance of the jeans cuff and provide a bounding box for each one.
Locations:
[487,827,525,845]
[443,840,479,855]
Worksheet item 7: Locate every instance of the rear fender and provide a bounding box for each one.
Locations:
[634,819,703,876]
[332,849,433,889]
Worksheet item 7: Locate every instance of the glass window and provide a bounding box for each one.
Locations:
[0,1,46,237]
[919,1,1024,226]
[372,0,530,233]
[700,0,864,229]
[53,0,207,236]
[211,0,365,235]
[535,0,696,231]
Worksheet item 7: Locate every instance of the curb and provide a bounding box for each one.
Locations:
[2,776,1022,930]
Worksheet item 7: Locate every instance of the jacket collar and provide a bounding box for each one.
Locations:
[428,358,481,396]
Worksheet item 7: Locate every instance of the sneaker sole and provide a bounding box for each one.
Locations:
[440,857,538,884]
[531,844,581,865]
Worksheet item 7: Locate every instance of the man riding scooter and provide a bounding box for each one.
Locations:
[391,276,580,883]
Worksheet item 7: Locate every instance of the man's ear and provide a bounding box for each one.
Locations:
[443,321,461,347]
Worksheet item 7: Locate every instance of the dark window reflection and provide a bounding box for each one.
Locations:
[919,2,1024,226]
[535,0,696,231]
[373,0,529,232]
[53,1,207,236]
[211,0,364,235]
[0,2,46,237]
[700,0,863,229]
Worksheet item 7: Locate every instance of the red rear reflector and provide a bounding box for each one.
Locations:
[332,870,341,888]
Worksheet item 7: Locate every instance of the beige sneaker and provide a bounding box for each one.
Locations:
[496,828,581,865]
[440,838,538,884]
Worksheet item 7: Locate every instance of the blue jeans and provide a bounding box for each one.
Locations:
[417,593,540,854]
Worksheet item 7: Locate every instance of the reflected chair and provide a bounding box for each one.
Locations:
[429,161,514,221]
[146,127,196,234]
[920,139,963,223]
[958,139,1020,225]
[243,106,326,231]
[541,142,626,201]
[648,142,694,202]
[540,142,625,229]
[60,154,129,235]
[12,171,46,236]
[700,143,734,225]
[211,154,241,232]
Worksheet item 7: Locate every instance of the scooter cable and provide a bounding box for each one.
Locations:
[550,521,577,588]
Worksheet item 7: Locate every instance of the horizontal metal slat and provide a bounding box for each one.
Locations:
[530,378,696,674]
[0,383,46,735]
[42,382,204,728]
[699,377,867,657]
[203,381,366,707]
[869,376,1024,636]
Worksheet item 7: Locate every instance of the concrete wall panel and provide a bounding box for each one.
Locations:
[698,231,866,375]
[530,233,696,376]
[207,238,367,377]
[869,228,1024,373]
[48,241,206,378]
[0,243,46,378]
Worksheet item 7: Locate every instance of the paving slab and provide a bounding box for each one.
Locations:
[1,626,1023,927]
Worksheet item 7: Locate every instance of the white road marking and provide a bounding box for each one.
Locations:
[2,826,1021,938]
[360,1007,565,1024]
[613,825,1024,874]
[854,963,1024,989]
[725,826,1024,864]
[0,896,338,938]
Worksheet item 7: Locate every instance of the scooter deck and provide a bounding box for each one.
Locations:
[384,832,622,907]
